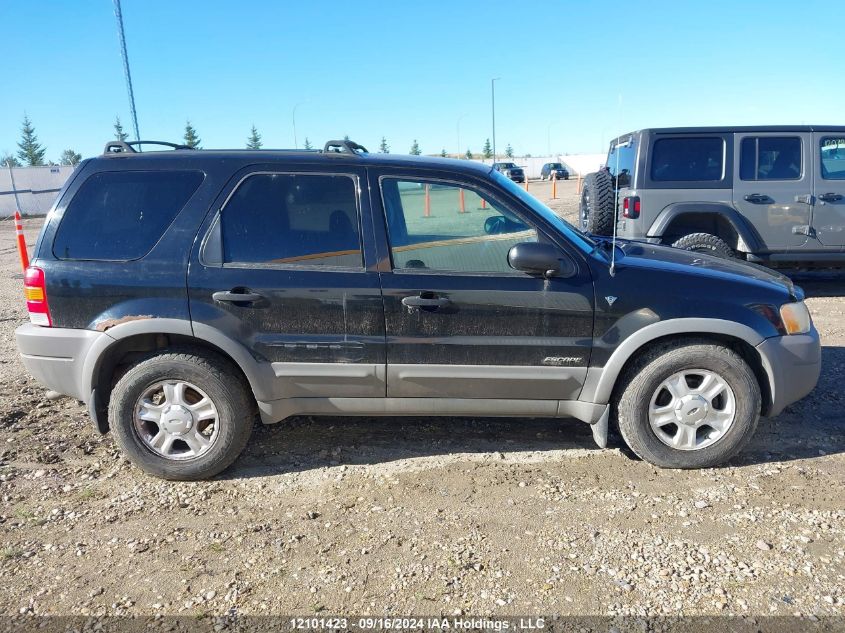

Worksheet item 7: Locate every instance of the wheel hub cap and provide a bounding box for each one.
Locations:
[162,405,193,435]
[676,394,709,426]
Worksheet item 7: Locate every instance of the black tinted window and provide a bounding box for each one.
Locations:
[220,173,361,267]
[606,137,636,188]
[740,137,801,181]
[650,138,724,181]
[53,170,203,261]
[820,137,845,180]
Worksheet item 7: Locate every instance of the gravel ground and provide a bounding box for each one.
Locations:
[0,180,843,625]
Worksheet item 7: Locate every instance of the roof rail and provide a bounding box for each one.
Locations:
[103,140,193,155]
[323,139,368,155]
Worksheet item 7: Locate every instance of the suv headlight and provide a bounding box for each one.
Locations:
[779,301,812,335]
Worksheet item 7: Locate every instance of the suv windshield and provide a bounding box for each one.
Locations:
[549,163,563,169]
[492,171,595,253]
[496,163,517,169]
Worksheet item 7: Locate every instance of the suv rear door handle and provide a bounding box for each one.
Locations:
[744,193,773,204]
[819,192,844,203]
[212,290,264,304]
[401,294,451,309]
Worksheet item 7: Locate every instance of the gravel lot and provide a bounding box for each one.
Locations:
[1,179,843,625]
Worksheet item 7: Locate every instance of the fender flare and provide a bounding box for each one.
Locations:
[580,318,769,406]
[81,318,275,402]
[646,202,764,253]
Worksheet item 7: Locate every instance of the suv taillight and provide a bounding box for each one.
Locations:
[24,266,51,327]
[622,196,641,219]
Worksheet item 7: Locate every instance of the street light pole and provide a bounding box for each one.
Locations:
[491,78,500,162]
[456,113,467,157]
[292,102,304,149]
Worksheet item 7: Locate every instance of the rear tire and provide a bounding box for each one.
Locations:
[109,349,254,480]
[579,170,615,235]
[613,339,760,469]
[671,232,734,258]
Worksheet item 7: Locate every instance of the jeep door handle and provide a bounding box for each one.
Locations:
[401,295,451,309]
[819,192,844,203]
[744,193,773,204]
[212,290,264,304]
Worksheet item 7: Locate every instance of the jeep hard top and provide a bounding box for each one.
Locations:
[16,139,821,479]
[580,126,845,265]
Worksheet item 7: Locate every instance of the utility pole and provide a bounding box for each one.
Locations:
[113,0,140,141]
[491,78,500,162]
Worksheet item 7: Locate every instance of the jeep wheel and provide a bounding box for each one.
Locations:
[614,339,760,469]
[109,349,254,480]
[671,232,734,258]
[579,170,615,235]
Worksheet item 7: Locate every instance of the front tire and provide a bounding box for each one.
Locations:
[613,339,760,469]
[671,232,734,258]
[109,349,254,480]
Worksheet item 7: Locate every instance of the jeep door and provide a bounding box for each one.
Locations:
[189,164,385,402]
[812,132,845,248]
[368,167,594,401]
[732,132,813,250]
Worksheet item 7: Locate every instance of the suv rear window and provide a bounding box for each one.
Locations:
[220,173,362,268]
[606,137,636,188]
[650,137,724,182]
[740,137,801,181]
[53,170,203,261]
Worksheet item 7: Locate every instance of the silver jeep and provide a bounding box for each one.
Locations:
[580,126,845,266]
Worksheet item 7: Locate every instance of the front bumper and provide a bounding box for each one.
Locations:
[756,326,821,417]
[15,323,106,402]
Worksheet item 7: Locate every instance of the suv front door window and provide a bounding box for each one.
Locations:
[372,172,594,401]
[813,134,845,247]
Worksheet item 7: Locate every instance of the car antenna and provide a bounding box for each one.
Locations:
[609,94,623,277]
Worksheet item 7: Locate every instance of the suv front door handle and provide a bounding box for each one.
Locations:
[819,192,844,203]
[744,193,773,204]
[401,295,451,309]
[212,290,265,304]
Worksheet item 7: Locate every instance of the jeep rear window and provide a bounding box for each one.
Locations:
[740,137,801,181]
[606,138,636,188]
[53,170,204,261]
[220,173,362,268]
[650,138,724,182]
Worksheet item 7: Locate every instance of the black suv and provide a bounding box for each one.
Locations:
[16,139,821,480]
[492,162,526,183]
[540,163,569,181]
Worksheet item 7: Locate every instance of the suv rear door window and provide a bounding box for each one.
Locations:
[53,170,203,261]
[820,137,845,180]
[220,173,362,268]
[740,137,802,180]
[650,137,724,182]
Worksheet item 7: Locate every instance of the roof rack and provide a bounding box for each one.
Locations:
[323,139,368,155]
[103,140,193,155]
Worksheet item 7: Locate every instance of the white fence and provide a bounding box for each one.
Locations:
[0,165,75,217]
[474,154,605,179]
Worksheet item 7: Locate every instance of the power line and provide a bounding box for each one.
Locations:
[113,0,140,141]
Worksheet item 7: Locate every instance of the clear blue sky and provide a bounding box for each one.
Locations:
[1,0,842,162]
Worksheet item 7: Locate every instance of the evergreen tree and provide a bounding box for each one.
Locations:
[1,153,21,167]
[183,121,201,149]
[60,149,82,165]
[304,137,313,150]
[482,138,492,159]
[465,148,473,160]
[440,148,447,157]
[114,116,129,141]
[343,134,350,141]
[246,125,262,149]
[505,144,514,159]
[17,115,46,166]
[409,140,421,155]
[379,136,389,153]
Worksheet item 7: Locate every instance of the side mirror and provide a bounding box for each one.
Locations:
[507,242,574,278]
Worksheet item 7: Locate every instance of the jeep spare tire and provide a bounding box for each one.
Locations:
[580,170,615,236]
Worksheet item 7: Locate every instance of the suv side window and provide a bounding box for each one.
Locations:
[820,137,845,180]
[740,137,801,181]
[53,170,204,261]
[219,173,362,268]
[380,178,537,273]
[651,137,724,182]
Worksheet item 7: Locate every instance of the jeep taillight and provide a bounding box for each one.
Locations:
[622,196,641,219]
[24,266,51,327]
